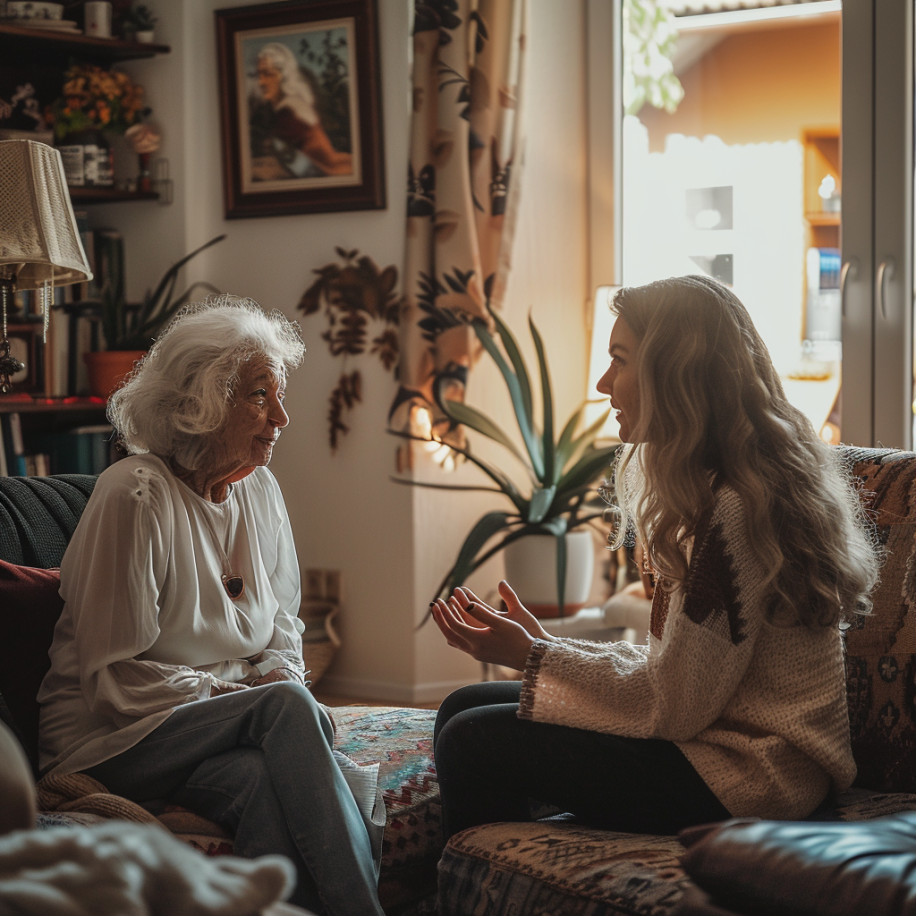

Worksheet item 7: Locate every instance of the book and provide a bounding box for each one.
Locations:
[7,412,27,476]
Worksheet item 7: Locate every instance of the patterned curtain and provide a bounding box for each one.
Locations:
[390,0,527,468]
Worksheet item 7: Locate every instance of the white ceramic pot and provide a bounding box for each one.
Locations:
[503,529,595,618]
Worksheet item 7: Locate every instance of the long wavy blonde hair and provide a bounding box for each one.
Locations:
[609,275,878,627]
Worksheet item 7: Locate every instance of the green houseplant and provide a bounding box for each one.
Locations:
[394,305,618,615]
[85,234,226,398]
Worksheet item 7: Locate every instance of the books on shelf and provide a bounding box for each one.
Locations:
[0,413,113,478]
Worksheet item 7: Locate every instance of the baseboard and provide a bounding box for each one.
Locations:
[317,673,474,705]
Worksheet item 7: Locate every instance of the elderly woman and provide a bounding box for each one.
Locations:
[37,298,384,916]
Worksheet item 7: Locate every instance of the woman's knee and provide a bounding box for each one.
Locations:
[435,681,520,749]
[252,682,334,743]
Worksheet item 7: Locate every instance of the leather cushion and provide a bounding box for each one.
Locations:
[678,811,916,915]
[0,559,64,775]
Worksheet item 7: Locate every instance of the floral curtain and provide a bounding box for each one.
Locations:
[390,0,527,467]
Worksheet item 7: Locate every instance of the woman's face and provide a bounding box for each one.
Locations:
[597,317,641,443]
[256,59,283,104]
[214,358,289,472]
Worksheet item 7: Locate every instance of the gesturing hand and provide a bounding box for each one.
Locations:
[431,580,554,672]
[454,581,554,642]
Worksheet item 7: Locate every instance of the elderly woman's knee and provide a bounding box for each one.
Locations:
[254,682,334,742]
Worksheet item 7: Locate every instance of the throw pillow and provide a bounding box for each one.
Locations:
[0,560,64,773]
[678,813,916,916]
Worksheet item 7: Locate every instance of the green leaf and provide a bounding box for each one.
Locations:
[527,485,556,524]
[529,315,555,485]
[387,429,529,515]
[441,511,517,595]
[555,404,585,477]
[487,307,534,425]
[441,399,528,468]
[556,445,618,497]
[562,408,613,474]
[389,477,506,495]
[473,319,544,478]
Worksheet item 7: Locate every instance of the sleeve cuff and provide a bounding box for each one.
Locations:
[518,638,550,720]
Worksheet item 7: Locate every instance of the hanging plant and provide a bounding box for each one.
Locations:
[298,247,401,450]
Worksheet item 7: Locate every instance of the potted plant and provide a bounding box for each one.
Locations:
[84,234,226,398]
[393,305,618,617]
[123,3,158,42]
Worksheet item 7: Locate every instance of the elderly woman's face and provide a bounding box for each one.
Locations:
[216,358,289,472]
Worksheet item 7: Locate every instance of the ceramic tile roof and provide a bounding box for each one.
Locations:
[669,0,831,15]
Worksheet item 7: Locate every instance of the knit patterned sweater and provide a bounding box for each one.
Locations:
[518,485,857,820]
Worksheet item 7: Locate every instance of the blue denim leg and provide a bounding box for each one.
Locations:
[85,682,384,916]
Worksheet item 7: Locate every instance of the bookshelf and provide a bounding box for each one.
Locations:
[0,24,170,476]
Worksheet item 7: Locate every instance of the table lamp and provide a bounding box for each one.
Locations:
[0,139,93,394]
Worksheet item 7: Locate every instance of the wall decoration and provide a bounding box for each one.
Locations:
[215,0,385,219]
[298,247,400,450]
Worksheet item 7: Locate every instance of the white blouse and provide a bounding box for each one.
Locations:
[38,454,304,777]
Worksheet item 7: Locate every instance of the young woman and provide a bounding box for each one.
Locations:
[431,275,878,839]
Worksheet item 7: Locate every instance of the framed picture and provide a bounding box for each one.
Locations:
[5,323,40,394]
[215,0,385,219]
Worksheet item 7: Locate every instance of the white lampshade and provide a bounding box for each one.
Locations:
[0,139,93,288]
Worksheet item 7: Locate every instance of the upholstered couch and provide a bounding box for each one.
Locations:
[3,446,916,916]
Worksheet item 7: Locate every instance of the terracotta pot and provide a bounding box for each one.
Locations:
[84,350,147,399]
[503,529,595,618]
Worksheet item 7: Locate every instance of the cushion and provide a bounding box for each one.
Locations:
[678,811,916,916]
[842,449,916,794]
[0,559,64,774]
[0,475,96,568]
[438,820,689,916]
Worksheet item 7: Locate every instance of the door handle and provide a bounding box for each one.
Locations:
[840,258,858,317]
[876,257,896,320]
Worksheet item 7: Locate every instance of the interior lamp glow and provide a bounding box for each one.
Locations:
[0,139,93,393]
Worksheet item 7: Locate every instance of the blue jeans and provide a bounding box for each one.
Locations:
[86,682,384,916]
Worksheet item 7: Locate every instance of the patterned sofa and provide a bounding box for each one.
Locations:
[3,445,916,916]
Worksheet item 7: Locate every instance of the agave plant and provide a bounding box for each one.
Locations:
[393,306,618,614]
[96,234,226,351]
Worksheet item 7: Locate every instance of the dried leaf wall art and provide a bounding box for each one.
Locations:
[298,247,401,450]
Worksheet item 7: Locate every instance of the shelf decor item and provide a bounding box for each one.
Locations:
[122,2,157,42]
[393,305,618,617]
[215,0,385,218]
[0,139,93,394]
[47,64,148,188]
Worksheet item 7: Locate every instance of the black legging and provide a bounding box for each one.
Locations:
[433,681,731,840]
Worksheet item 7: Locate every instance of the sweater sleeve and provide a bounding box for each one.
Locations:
[59,463,211,725]
[519,488,767,742]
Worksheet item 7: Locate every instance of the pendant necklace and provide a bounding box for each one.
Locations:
[199,489,245,600]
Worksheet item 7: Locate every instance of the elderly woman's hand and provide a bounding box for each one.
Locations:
[209,676,249,697]
[251,667,302,688]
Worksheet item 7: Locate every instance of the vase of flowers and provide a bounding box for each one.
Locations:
[47,64,148,188]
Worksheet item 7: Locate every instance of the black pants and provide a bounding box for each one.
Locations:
[433,681,731,840]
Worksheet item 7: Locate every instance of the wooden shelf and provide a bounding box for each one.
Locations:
[69,188,159,204]
[805,211,841,227]
[0,396,107,415]
[0,22,170,61]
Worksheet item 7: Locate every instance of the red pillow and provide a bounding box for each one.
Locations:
[0,560,64,773]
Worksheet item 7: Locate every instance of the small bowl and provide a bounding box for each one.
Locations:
[5,2,65,20]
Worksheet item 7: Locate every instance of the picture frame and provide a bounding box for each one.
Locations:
[5,323,41,394]
[215,0,385,220]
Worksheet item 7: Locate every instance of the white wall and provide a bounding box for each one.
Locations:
[103,0,592,702]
